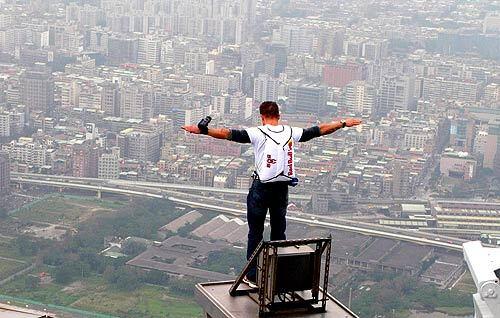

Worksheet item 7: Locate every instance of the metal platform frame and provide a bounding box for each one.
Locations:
[229,237,332,317]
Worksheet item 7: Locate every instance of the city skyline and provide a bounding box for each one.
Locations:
[0,1,499,317]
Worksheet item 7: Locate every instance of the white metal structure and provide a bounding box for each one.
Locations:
[463,241,500,318]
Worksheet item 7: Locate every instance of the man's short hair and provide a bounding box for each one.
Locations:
[259,101,280,118]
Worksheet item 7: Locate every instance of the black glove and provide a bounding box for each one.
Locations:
[197,116,212,135]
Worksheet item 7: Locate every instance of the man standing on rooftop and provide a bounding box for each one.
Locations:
[183,101,362,286]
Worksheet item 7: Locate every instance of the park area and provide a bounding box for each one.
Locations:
[0,257,28,280]
[1,273,202,318]
[11,195,125,227]
[0,194,204,318]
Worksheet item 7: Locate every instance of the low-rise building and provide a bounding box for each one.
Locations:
[439,151,477,180]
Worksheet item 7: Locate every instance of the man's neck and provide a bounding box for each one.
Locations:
[264,119,280,126]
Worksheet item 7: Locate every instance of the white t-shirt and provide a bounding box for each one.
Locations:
[245,124,303,183]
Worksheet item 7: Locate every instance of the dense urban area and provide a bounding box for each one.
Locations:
[0,0,499,317]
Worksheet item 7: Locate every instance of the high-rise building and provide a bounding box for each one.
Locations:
[2,138,47,167]
[117,129,161,162]
[20,67,54,114]
[484,83,500,103]
[316,28,345,58]
[378,75,415,115]
[487,119,500,175]
[343,38,365,58]
[137,37,161,65]
[449,118,475,153]
[392,161,411,198]
[0,27,27,53]
[288,82,327,114]
[211,94,229,117]
[265,43,288,76]
[277,25,313,55]
[205,60,215,75]
[483,13,500,33]
[0,13,13,29]
[88,29,108,54]
[119,85,153,120]
[191,74,230,95]
[0,152,10,196]
[101,82,120,116]
[155,90,188,116]
[253,74,278,103]
[404,129,435,150]
[72,140,99,178]
[98,148,120,179]
[185,51,209,73]
[421,77,479,102]
[171,107,201,130]
[0,113,9,137]
[343,81,376,115]
[473,130,498,170]
[250,54,276,77]
[0,110,25,137]
[229,92,248,120]
[107,36,138,64]
[240,0,257,24]
[362,40,388,60]
[322,63,364,88]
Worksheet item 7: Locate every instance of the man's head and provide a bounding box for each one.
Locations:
[259,101,280,125]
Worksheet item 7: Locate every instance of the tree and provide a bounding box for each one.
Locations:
[112,267,140,291]
[143,270,169,286]
[104,266,141,291]
[196,249,246,274]
[170,277,200,296]
[54,260,89,284]
[42,249,64,266]
[14,236,38,256]
[0,207,8,219]
[24,275,40,289]
[55,263,78,284]
[103,266,117,283]
[451,184,469,198]
[122,241,147,256]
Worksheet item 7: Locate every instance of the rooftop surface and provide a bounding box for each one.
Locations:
[127,236,234,281]
[195,281,359,318]
[0,303,54,318]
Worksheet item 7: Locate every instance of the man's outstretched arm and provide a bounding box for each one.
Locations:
[319,118,362,135]
[299,118,362,142]
[182,125,250,143]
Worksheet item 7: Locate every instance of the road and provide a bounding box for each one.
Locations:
[11,172,311,201]
[10,173,464,251]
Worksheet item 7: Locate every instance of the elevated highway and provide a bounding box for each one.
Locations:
[11,173,464,251]
[11,172,311,201]
[167,197,463,251]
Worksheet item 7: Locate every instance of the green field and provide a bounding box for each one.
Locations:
[1,195,202,317]
[12,195,125,226]
[72,284,202,318]
[435,306,474,316]
[453,271,476,294]
[0,241,30,262]
[0,258,27,279]
[2,272,202,318]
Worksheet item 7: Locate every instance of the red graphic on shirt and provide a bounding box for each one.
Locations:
[287,141,293,175]
[266,154,277,168]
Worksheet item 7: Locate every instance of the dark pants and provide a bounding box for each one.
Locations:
[246,179,289,280]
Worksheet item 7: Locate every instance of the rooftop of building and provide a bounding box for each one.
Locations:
[0,303,54,318]
[195,281,358,318]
